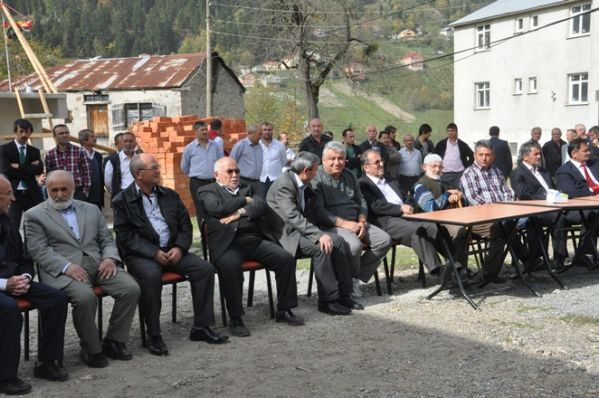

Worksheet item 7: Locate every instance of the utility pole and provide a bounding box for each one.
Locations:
[205,0,212,117]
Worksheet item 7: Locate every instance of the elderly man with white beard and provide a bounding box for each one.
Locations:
[23,170,140,369]
[413,154,469,270]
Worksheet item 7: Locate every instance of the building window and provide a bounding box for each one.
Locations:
[514,78,522,94]
[568,73,588,104]
[571,3,591,36]
[531,15,539,28]
[515,17,525,33]
[475,82,490,108]
[528,77,537,93]
[83,93,109,103]
[476,24,491,50]
[111,102,166,129]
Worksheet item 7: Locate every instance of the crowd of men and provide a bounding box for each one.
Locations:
[1,116,599,395]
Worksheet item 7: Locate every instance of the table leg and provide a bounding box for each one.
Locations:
[573,209,599,269]
[530,214,567,289]
[499,221,541,297]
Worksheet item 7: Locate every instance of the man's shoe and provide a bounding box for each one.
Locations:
[337,296,365,311]
[190,327,229,344]
[479,273,508,287]
[275,309,305,326]
[351,278,363,298]
[34,361,69,381]
[79,350,109,368]
[318,301,352,315]
[0,378,32,395]
[229,317,251,337]
[147,335,169,356]
[102,339,133,360]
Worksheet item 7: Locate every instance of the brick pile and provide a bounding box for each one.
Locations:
[130,115,247,216]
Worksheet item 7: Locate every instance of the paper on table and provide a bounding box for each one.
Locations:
[546,189,568,203]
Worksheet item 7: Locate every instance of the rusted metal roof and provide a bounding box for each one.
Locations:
[0,53,207,92]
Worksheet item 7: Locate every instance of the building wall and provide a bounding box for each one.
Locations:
[454,0,598,149]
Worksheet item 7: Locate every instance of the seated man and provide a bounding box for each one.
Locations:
[413,154,469,269]
[266,151,361,316]
[198,157,303,337]
[113,154,228,356]
[358,150,445,277]
[0,175,68,395]
[310,142,391,297]
[24,170,140,368]
[460,140,529,284]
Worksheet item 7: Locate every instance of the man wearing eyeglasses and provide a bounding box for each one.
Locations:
[113,154,228,357]
[199,157,302,337]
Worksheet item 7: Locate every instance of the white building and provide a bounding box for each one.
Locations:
[452,0,598,148]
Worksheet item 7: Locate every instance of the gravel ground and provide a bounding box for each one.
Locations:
[17,261,599,398]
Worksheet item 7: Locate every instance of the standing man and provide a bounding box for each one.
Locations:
[561,128,578,165]
[199,157,303,337]
[575,123,587,140]
[488,126,513,179]
[542,127,566,182]
[342,128,362,178]
[433,123,474,189]
[0,175,69,395]
[24,170,140,368]
[380,130,401,181]
[78,129,104,209]
[230,125,263,194]
[266,152,361,315]
[44,124,91,201]
[299,118,331,161]
[278,132,296,171]
[181,121,223,226]
[259,122,287,197]
[385,125,401,150]
[397,133,423,196]
[113,132,124,152]
[526,127,545,168]
[359,124,389,164]
[0,119,44,228]
[414,123,434,157]
[104,132,137,201]
[310,142,391,297]
[208,119,225,156]
[114,154,228,356]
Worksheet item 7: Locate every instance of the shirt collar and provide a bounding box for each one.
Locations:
[217,182,240,195]
[523,161,536,172]
[14,139,26,149]
[135,183,157,198]
[570,159,584,168]
[292,172,305,190]
[366,173,384,185]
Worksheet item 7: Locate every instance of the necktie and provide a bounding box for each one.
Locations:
[19,146,27,188]
[581,163,599,193]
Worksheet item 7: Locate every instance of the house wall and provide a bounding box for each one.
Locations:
[454,0,598,150]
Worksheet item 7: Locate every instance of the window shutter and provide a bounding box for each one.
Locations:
[152,103,166,117]
[111,104,125,129]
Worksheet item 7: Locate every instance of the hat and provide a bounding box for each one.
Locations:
[423,154,443,164]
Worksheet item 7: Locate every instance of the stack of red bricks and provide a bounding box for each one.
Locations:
[130,115,247,216]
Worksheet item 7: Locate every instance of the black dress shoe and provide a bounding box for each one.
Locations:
[275,309,305,326]
[337,296,365,311]
[0,378,32,395]
[102,339,133,360]
[80,350,109,368]
[229,317,251,337]
[190,327,230,344]
[318,301,352,315]
[479,273,508,287]
[34,361,69,381]
[148,335,169,356]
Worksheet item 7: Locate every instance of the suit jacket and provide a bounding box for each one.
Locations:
[23,200,120,289]
[88,151,105,208]
[510,163,553,200]
[489,136,513,179]
[198,183,269,262]
[557,160,599,198]
[358,176,406,229]
[359,140,389,163]
[112,182,192,259]
[265,170,322,256]
[0,141,44,204]
[0,214,34,279]
[433,138,474,169]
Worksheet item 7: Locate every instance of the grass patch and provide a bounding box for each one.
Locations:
[559,314,599,327]
[516,305,552,314]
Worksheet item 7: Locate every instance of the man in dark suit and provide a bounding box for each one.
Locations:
[433,123,474,189]
[78,129,104,209]
[0,119,44,228]
[299,118,331,161]
[113,154,228,355]
[0,175,69,395]
[542,128,566,183]
[557,138,599,198]
[358,149,444,276]
[359,124,389,166]
[266,151,361,315]
[511,141,573,269]
[198,157,302,337]
[488,126,512,179]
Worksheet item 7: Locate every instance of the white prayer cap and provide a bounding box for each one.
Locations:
[423,154,443,164]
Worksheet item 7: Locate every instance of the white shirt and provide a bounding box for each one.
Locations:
[14,139,27,190]
[260,139,287,182]
[398,147,422,177]
[213,136,224,156]
[523,162,550,194]
[293,173,306,210]
[570,159,599,188]
[283,147,296,172]
[443,140,464,172]
[367,174,403,205]
[104,151,134,192]
[136,184,171,247]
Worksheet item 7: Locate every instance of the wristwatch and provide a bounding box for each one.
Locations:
[237,208,247,217]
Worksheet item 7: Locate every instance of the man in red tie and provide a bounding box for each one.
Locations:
[557,138,599,197]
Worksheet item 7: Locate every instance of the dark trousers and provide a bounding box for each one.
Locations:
[126,253,216,336]
[9,190,39,229]
[74,186,88,201]
[213,236,297,318]
[260,178,274,199]
[0,282,68,381]
[240,177,262,197]
[440,171,463,190]
[297,234,352,302]
[189,177,215,228]
[398,175,419,197]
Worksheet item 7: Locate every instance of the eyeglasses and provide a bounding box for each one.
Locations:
[225,168,241,175]
[365,159,384,165]
[139,166,161,171]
